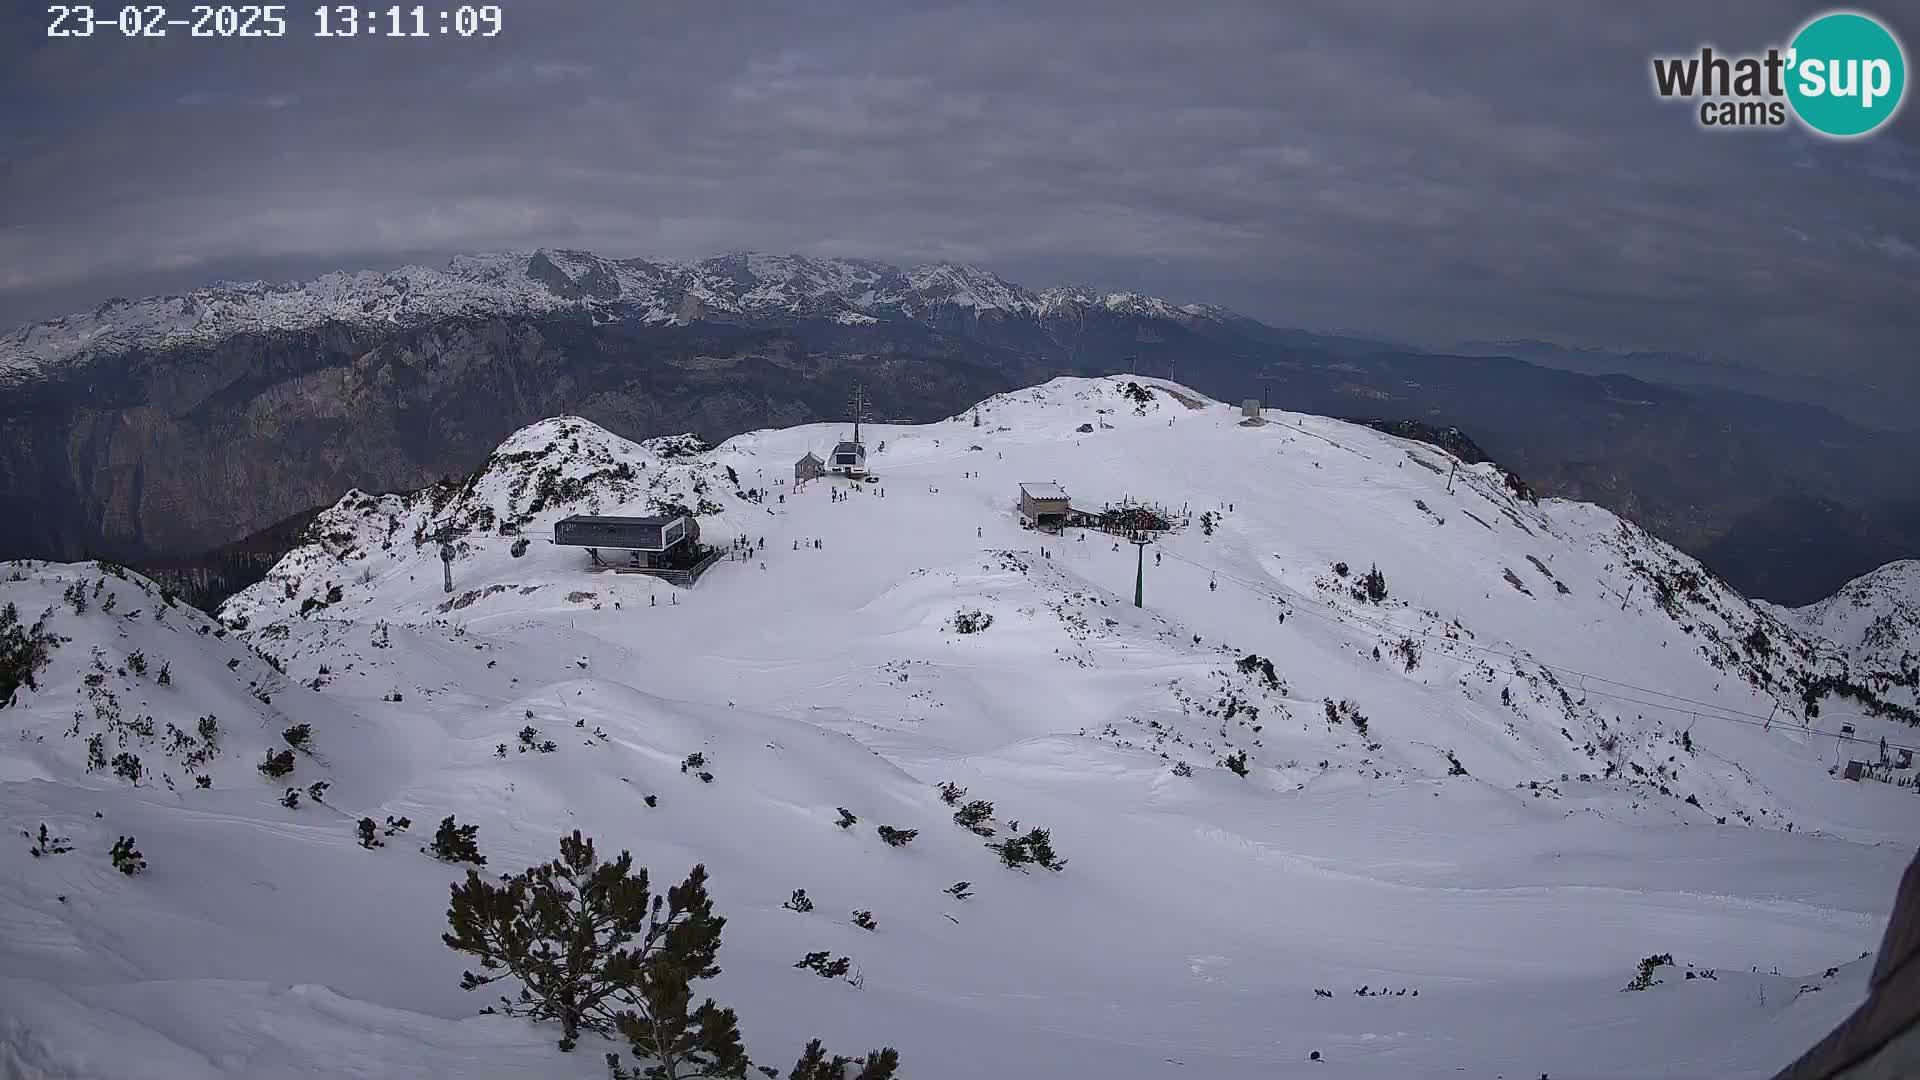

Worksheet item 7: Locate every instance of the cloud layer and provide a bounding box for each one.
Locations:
[3,0,1916,382]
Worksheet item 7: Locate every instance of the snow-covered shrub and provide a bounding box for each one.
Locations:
[27,823,72,856]
[876,825,917,847]
[1624,953,1674,991]
[259,749,295,778]
[425,814,486,865]
[950,609,994,634]
[1223,750,1249,777]
[794,951,851,979]
[357,817,383,848]
[988,827,1067,872]
[282,723,313,751]
[952,799,996,837]
[851,910,876,931]
[835,808,858,829]
[937,781,966,805]
[783,889,815,913]
[0,601,65,705]
[109,836,146,875]
[1235,653,1280,689]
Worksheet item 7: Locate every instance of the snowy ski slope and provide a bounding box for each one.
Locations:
[2,376,1914,1079]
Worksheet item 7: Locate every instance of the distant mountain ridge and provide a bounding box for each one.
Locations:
[1,248,1914,607]
[1453,337,1920,434]
[0,249,1237,380]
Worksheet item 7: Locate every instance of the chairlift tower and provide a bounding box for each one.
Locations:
[847,383,872,446]
[1128,528,1153,607]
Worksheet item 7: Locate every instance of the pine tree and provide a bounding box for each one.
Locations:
[358,817,383,848]
[1362,563,1388,604]
[951,799,995,837]
[445,830,901,1077]
[850,910,876,931]
[443,832,725,1055]
[989,828,1067,872]
[283,723,313,751]
[782,889,814,913]
[259,749,295,778]
[786,1040,900,1080]
[426,814,487,865]
[875,826,917,847]
[936,781,966,805]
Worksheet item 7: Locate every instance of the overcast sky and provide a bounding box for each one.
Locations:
[2,1,1916,390]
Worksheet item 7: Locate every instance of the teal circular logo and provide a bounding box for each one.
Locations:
[1786,11,1908,138]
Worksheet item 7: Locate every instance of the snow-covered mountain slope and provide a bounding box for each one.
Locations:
[0,250,1234,380]
[1764,560,1920,743]
[1773,561,1920,673]
[3,376,1915,1080]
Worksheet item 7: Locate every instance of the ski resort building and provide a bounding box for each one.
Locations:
[1018,482,1072,529]
[1241,399,1261,417]
[794,451,826,482]
[552,513,718,586]
[830,440,868,478]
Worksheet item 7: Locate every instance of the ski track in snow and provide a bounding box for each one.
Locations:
[2,375,1916,1080]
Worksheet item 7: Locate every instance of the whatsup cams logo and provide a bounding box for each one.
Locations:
[1651,9,1908,137]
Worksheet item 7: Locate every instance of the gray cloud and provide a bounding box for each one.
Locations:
[2,0,1915,389]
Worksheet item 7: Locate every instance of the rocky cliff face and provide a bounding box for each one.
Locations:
[3,249,1915,606]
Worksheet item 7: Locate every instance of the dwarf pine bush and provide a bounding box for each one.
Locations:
[110,836,146,875]
[426,814,486,865]
[441,828,900,1075]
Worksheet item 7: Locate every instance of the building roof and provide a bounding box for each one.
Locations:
[1020,482,1068,500]
[556,513,685,526]
[832,440,867,456]
[797,451,823,463]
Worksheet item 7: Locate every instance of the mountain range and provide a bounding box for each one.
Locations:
[2,249,1914,607]
[2,375,1915,1078]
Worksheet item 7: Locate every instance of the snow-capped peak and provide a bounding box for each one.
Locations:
[0,251,1242,380]
[1773,559,1920,676]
